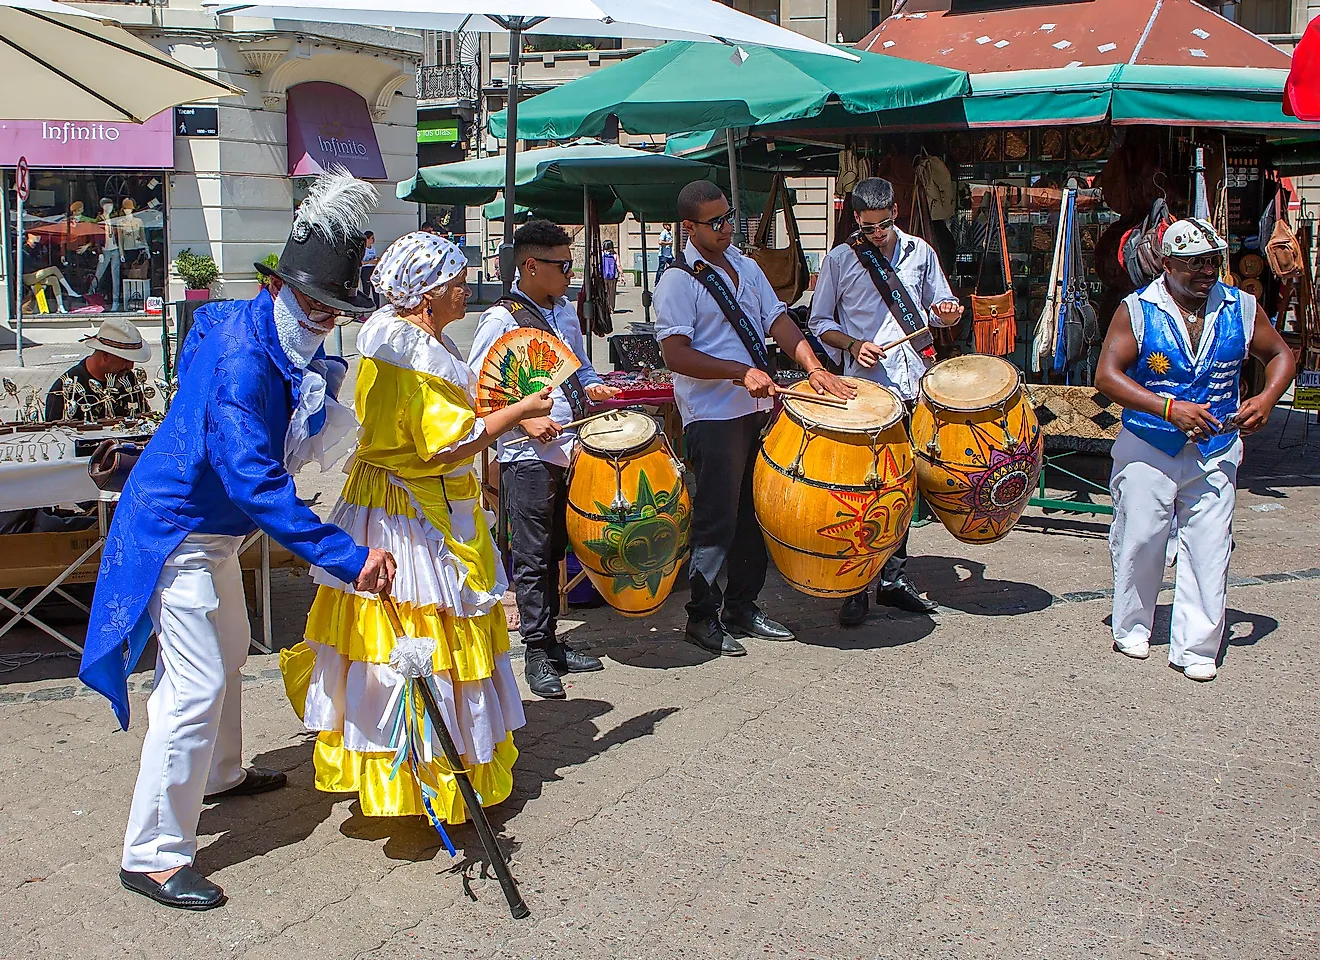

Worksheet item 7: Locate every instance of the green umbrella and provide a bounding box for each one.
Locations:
[398,138,779,222]
[487,41,970,140]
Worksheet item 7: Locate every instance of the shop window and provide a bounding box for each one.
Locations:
[8,170,167,317]
[423,203,468,246]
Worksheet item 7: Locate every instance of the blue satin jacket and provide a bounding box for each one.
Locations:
[79,290,368,729]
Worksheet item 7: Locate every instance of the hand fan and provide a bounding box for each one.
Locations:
[476,327,581,416]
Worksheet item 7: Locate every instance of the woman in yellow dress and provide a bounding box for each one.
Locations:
[282,232,552,826]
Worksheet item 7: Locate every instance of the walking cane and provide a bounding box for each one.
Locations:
[378,594,531,920]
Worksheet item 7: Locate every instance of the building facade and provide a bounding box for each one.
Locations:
[1,2,422,329]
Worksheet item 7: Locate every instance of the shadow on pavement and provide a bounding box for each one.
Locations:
[1101,606,1279,665]
[912,555,1055,616]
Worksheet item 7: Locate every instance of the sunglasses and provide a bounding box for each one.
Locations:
[691,211,736,233]
[1169,253,1224,273]
[857,218,897,236]
[532,257,573,276]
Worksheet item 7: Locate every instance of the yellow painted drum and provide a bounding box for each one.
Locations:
[909,355,1043,544]
[566,411,691,617]
[753,378,916,598]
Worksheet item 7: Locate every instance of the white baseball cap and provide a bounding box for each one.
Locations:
[1161,218,1227,257]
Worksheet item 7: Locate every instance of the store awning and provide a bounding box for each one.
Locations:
[287,81,387,180]
[487,40,969,140]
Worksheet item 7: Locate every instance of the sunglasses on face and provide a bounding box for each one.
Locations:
[857,218,897,236]
[1170,253,1224,273]
[531,257,573,276]
[691,211,736,233]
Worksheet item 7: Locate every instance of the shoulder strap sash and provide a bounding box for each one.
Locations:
[848,233,936,363]
[498,294,590,419]
[671,254,773,372]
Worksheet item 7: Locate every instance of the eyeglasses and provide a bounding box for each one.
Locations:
[1170,253,1224,273]
[691,211,736,233]
[532,257,573,276]
[857,218,897,236]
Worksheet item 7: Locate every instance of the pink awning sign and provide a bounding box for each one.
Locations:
[286,81,387,180]
[0,110,174,169]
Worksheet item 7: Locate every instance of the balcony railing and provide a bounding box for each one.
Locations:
[418,63,479,103]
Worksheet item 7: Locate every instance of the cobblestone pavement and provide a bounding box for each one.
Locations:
[2,328,1318,957]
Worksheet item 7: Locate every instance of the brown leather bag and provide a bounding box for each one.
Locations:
[1267,216,1303,281]
[88,439,142,493]
[971,186,1016,356]
[748,174,809,306]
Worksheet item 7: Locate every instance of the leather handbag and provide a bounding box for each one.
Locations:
[971,186,1016,356]
[748,174,809,306]
[1267,216,1303,280]
[88,439,142,493]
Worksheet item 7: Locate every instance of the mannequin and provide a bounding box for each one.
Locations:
[118,198,147,258]
[90,198,123,311]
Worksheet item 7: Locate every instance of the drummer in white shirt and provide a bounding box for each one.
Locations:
[655,180,853,657]
[809,177,964,627]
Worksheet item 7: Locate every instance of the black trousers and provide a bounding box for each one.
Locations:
[684,412,770,621]
[502,459,569,652]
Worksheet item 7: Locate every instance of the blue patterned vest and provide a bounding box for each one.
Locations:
[1121,281,1249,458]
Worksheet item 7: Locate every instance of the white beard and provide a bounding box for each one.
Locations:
[272,285,329,368]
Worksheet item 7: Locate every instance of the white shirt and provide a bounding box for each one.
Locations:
[654,240,786,425]
[467,283,605,467]
[808,229,957,402]
[659,229,673,257]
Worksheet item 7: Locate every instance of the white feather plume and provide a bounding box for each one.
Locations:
[294,166,378,242]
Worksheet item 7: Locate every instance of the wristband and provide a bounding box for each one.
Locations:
[1162,397,1173,422]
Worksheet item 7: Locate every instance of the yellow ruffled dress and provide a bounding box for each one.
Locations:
[281,311,524,823]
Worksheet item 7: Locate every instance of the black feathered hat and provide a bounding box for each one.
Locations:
[256,168,378,315]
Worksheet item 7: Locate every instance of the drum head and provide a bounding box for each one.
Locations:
[782,377,903,433]
[921,355,1019,412]
[578,410,658,455]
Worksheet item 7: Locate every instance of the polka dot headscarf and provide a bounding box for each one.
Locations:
[371,231,469,309]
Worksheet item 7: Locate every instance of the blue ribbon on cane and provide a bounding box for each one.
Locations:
[387,677,458,857]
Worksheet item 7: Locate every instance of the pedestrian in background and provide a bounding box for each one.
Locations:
[657,222,674,284]
[360,230,379,307]
[602,239,619,311]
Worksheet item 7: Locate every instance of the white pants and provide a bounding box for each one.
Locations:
[1109,430,1241,668]
[122,533,250,872]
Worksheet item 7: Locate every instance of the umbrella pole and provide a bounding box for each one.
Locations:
[726,129,743,248]
[497,19,530,295]
[583,184,594,360]
[639,215,651,324]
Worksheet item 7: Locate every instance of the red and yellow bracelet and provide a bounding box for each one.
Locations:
[1162,397,1174,422]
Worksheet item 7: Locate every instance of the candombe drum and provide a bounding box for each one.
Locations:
[909,355,1043,544]
[566,410,691,617]
[753,378,915,598]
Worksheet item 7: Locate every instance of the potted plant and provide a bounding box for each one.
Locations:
[257,253,280,287]
[174,248,219,300]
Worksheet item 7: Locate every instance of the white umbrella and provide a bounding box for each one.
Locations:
[211,0,858,287]
[0,0,241,122]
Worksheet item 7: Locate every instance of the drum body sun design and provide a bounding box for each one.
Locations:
[909,355,1043,544]
[753,379,915,598]
[566,411,691,617]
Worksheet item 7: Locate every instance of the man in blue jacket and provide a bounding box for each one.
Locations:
[80,170,396,911]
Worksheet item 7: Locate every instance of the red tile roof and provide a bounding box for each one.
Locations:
[857,0,1292,72]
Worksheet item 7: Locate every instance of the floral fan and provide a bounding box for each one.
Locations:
[476,328,581,416]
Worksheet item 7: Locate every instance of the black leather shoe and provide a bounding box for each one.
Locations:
[722,608,795,641]
[120,866,225,911]
[525,652,566,698]
[684,617,746,657]
[549,642,604,674]
[203,767,286,803]
[875,577,938,614]
[838,591,869,627]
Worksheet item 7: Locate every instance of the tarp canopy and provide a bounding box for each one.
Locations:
[487,40,969,140]
[400,139,781,222]
[732,64,1320,137]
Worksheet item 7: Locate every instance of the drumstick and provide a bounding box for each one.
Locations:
[504,412,621,445]
[875,326,930,354]
[732,379,851,409]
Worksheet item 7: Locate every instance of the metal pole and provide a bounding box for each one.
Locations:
[582,184,593,360]
[726,129,743,248]
[639,215,651,323]
[15,194,24,367]
[498,21,524,294]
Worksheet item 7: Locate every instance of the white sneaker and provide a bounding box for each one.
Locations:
[1113,639,1150,660]
[1181,662,1218,682]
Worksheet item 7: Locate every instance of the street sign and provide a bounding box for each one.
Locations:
[175,106,219,137]
[16,156,28,201]
[1295,369,1320,411]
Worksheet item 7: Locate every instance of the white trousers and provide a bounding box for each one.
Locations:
[1109,430,1241,668]
[122,533,250,872]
